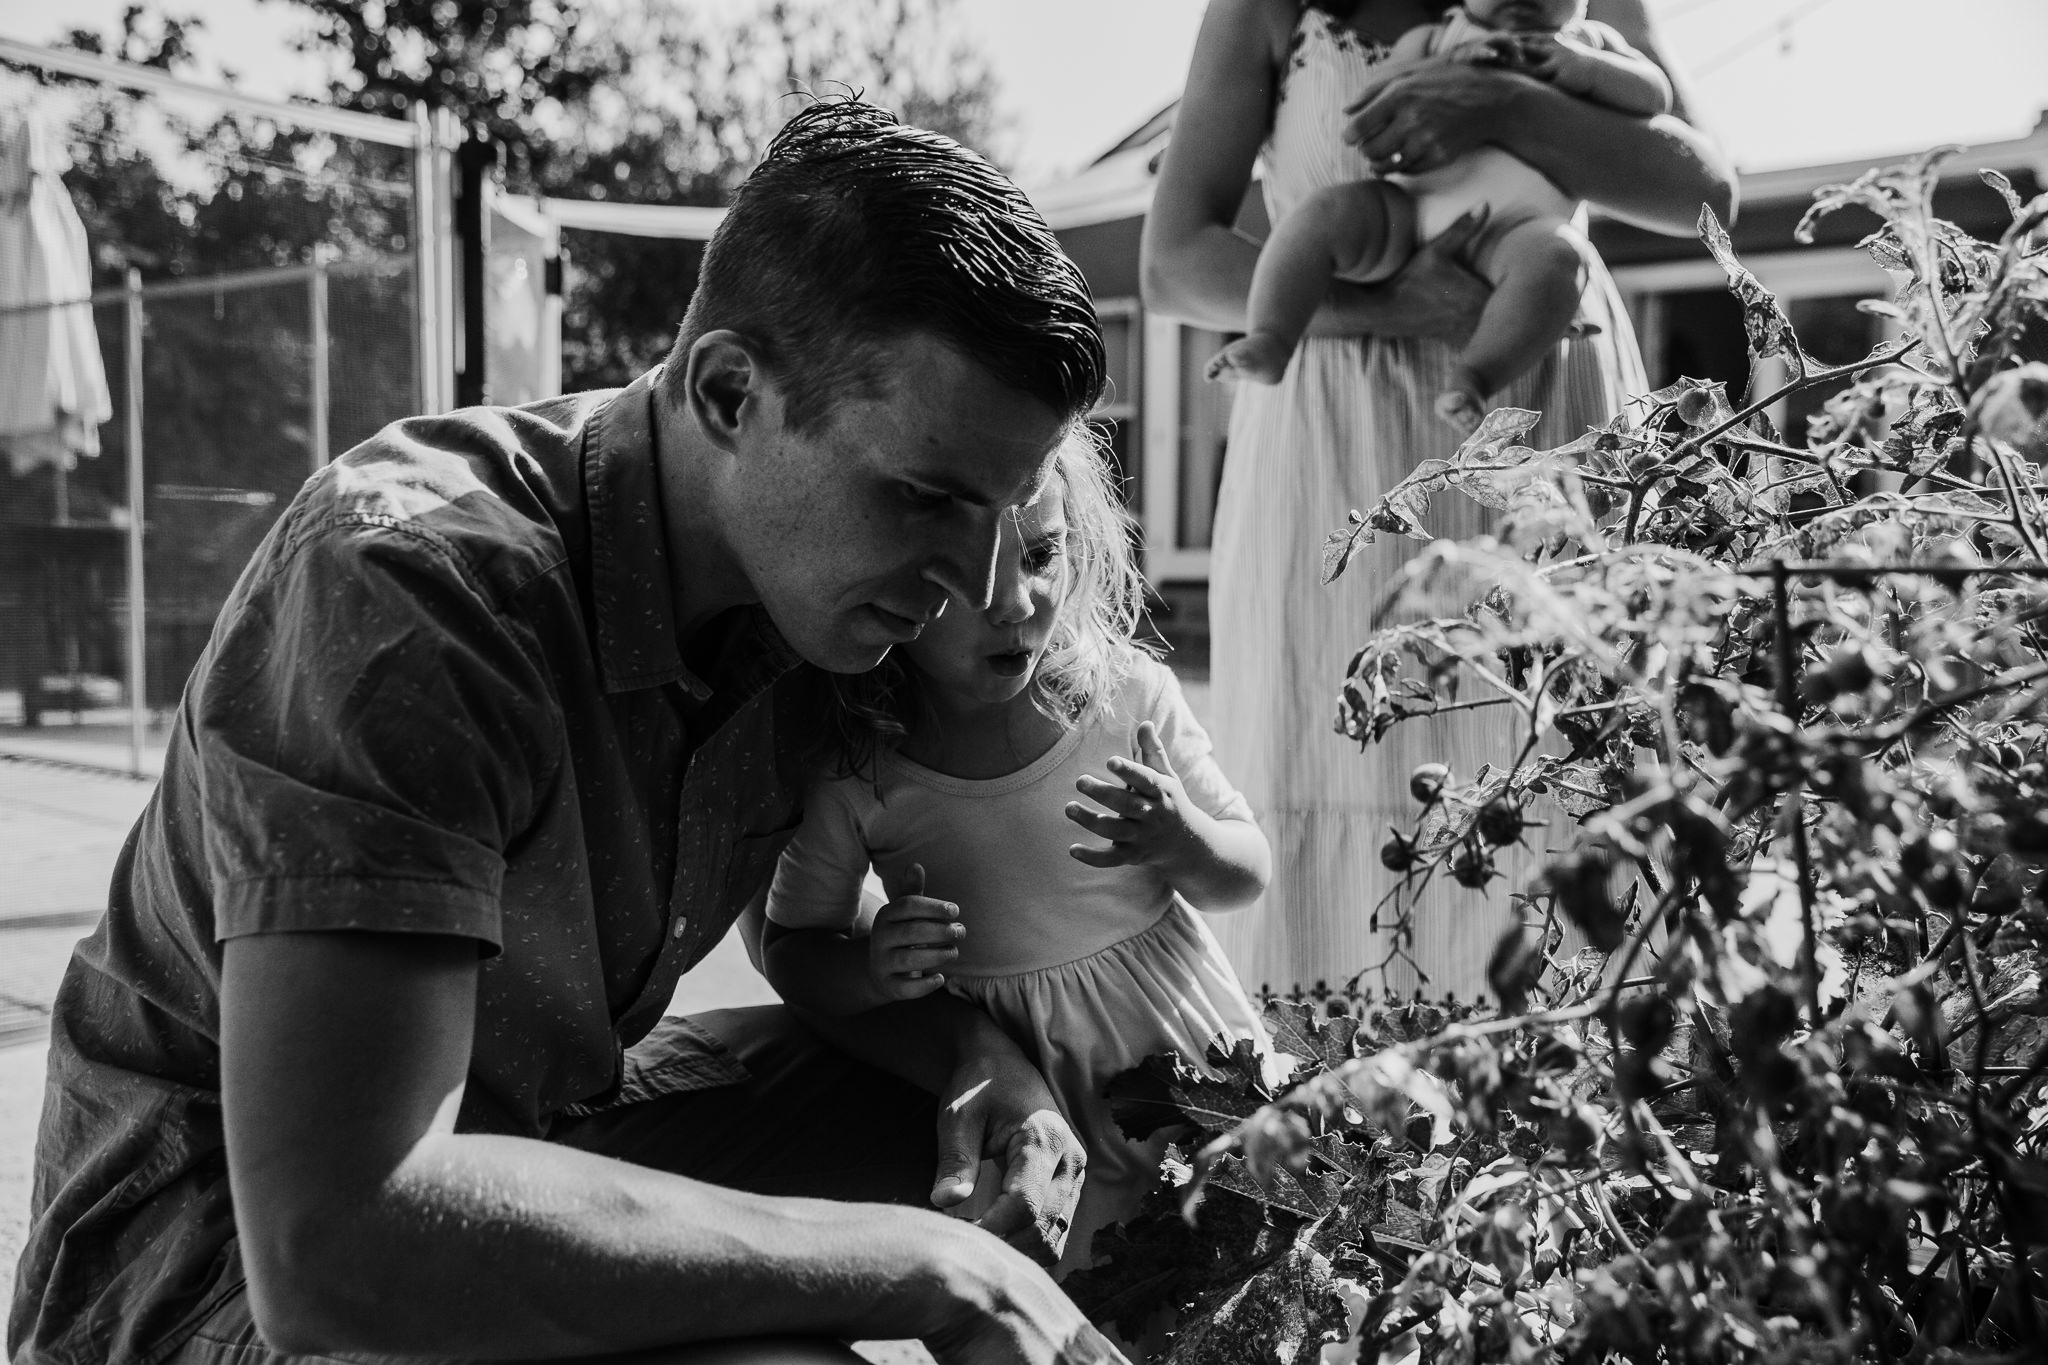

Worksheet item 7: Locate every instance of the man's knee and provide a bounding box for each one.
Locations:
[555,1007,940,1205]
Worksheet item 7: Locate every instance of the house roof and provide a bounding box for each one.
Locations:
[1026,98,2048,249]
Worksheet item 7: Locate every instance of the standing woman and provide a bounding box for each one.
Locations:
[1142,0,1732,1001]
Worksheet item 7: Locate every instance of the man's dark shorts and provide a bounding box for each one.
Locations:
[164,1007,938,1365]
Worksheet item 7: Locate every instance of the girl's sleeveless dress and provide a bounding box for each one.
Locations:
[1204,6,1648,1002]
[765,658,1275,1275]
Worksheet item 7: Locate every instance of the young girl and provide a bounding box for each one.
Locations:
[761,430,1273,1275]
[1205,0,1671,433]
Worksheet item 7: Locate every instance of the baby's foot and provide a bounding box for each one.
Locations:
[1205,332,1293,385]
[1435,388,1486,437]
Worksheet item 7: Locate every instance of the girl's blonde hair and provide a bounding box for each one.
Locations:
[826,424,1154,775]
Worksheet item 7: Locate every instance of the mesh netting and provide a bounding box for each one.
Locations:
[0,59,424,768]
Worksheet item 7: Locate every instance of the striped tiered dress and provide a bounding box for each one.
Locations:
[1204,3,1649,1002]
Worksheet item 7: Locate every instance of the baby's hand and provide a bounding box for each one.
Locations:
[868,863,963,1001]
[1511,32,1596,92]
[1066,722,1206,875]
[1451,33,1524,67]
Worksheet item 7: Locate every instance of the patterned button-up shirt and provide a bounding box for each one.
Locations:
[10,368,825,1365]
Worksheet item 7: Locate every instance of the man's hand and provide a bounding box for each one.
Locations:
[868,864,964,1001]
[880,1218,1126,1365]
[928,1031,1087,1266]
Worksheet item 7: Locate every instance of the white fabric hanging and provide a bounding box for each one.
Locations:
[0,110,112,475]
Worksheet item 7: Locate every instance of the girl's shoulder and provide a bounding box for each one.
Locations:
[1096,653,1189,729]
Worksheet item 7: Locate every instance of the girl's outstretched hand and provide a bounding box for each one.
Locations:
[869,863,964,1000]
[1066,722,1207,876]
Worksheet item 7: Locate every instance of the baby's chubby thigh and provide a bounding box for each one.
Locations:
[1297,179,1419,286]
[1471,212,1594,293]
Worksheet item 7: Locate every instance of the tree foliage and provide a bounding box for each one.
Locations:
[1073,149,2048,1365]
[262,0,1007,388]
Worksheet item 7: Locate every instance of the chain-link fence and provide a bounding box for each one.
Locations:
[0,44,440,774]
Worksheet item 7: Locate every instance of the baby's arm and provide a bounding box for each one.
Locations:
[1517,23,1672,116]
[1342,21,1454,110]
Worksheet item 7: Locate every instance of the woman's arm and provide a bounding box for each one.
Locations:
[1140,0,1488,340]
[1343,0,1734,236]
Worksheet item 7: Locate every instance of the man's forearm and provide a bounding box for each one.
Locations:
[263,1130,979,1357]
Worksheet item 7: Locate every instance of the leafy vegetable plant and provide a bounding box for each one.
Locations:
[1069,148,2048,1364]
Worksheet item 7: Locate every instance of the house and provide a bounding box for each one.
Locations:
[1034,104,2048,666]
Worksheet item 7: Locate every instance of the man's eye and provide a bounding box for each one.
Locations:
[1024,542,1065,573]
[898,482,950,509]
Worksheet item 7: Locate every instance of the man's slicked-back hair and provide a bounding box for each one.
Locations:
[667,97,1107,431]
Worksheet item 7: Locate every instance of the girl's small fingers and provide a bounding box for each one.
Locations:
[890,945,961,974]
[887,972,947,1000]
[1068,842,1135,869]
[878,895,960,926]
[1105,757,1165,799]
[1134,721,1177,776]
[875,920,965,951]
[1064,804,1136,840]
[1074,776,1150,815]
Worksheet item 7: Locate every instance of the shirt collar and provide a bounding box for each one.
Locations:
[581,365,801,700]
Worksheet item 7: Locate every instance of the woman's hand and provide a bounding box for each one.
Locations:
[1342,57,1533,177]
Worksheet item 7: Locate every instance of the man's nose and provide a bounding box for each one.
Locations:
[922,508,1004,612]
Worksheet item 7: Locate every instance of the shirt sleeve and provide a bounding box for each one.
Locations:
[198,517,556,952]
[764,777,873,932]
[1144,662,1255,825]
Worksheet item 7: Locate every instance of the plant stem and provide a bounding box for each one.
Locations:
[1680,337,1922,459]
[1770,561,1824,1024]
[1982,436,2048,565]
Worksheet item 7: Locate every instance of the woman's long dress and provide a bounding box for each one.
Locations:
[1205,5,1649,1002]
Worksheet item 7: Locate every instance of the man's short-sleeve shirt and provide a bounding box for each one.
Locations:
[9,369,822,1365]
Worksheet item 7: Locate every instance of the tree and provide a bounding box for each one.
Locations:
[264,0,1010,388]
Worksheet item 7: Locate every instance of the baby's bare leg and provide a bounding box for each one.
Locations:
[1437,216,1590,432]
[1209,181,1416,384]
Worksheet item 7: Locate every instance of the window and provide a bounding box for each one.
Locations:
[1091,299,1139,509]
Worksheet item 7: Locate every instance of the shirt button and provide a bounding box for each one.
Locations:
[671,919,689,941]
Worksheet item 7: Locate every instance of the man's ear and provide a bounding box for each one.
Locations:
[680,330,773,454]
